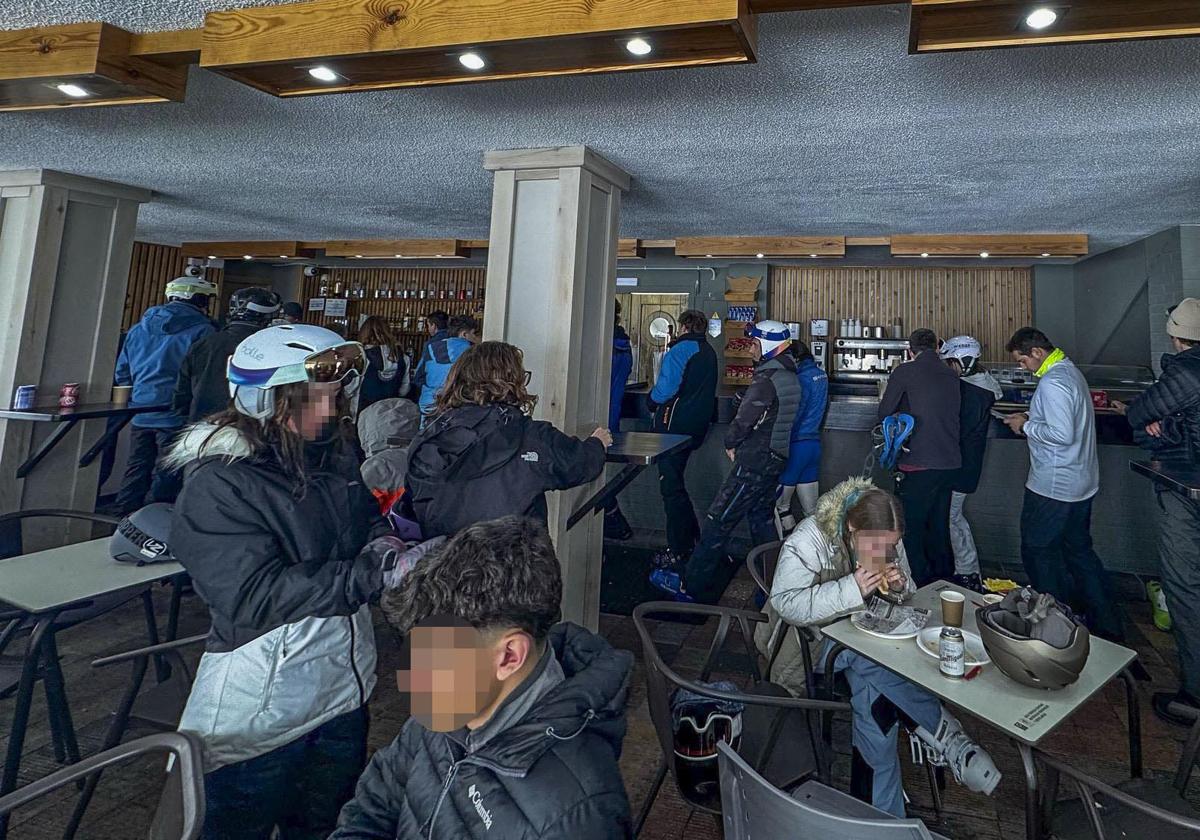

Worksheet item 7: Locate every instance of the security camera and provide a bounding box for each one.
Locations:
[183,263,205,277]
[304,265,320,277]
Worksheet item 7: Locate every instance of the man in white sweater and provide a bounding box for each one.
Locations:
[1002,328,1122,641]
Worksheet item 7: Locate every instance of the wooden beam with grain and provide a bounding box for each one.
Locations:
[910,0,1200,53]
[675,236,846,257]
[750,0,897,11]
[200,0,756,96]
[618,239,646,259]
[890,234,1089,257]
[180,241,314,258]
[128,28,204,65]
[318,239,469,258]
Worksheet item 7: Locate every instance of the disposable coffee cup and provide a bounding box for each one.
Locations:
[940,590,965,628]
[111,385,132,406]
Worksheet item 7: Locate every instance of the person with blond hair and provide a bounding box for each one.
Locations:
[405,341,611,538]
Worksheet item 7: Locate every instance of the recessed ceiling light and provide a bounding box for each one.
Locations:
[354,254,364,259]
[394,254,403,258]
[459,52,486,71]
[279,255,289,259]
[756,253,765,259]
[207,255,217,260]
[920,253,929,258]
[242,255,253,260]
[1025,7,1058,30]
[810,254,818,258]
[625,37,652,56]
[1041,252,1051,257]
[705,254,713,258]
[435,254,443,258]
[56,83,89,98]
[980,251,990,258]
[308,65,339,82]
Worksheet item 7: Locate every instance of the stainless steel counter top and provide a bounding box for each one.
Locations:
[1130,460,1200,500]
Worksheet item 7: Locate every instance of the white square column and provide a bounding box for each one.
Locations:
[0,170,150,548]
[482,146,630,630]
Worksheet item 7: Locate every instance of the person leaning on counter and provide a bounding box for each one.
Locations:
[1113,298,1200,726]
[1002,328,1123,643]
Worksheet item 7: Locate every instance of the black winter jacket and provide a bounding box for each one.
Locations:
[1128,346,1200,465]
[953,374,1001,494]
[726,354,799,471]
[171,321,259,423]
[168,424,388,652]
[648,332,718,444]
[878,349,961,471]
[406,404,606,538]
[332,623,633,840]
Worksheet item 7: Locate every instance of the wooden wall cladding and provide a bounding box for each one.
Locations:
[301,266,485,356]
[123,242,223,332]
[770,265,1032,362]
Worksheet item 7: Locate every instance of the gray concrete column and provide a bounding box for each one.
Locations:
[0,169,151,548]
[482,146,630,630]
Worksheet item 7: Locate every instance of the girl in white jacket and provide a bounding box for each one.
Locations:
[760,477,1001,816]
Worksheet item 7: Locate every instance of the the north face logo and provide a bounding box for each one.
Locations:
[520,451,539,463]
[467,784,493,830]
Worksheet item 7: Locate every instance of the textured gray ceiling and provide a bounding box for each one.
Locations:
[2,4,1198,253]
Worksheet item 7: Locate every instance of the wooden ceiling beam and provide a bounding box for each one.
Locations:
[675,236,846,257]
[181,241,315,259]
[618,239,646,259]
[0,22,188,111]
[200,0,756,97]
[317,239,469,258]
[890,233,1088,257]
[750,0,897,12]
[910,0,1200,53]
[128,28,203,66]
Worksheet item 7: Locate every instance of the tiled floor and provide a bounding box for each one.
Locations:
[2,565,1196,839]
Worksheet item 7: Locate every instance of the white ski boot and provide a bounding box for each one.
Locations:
[914,711,1002,796]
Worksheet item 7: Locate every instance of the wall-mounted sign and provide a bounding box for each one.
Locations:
[324,298,348,317]
[308,298,326,312]
[616,277,639,287]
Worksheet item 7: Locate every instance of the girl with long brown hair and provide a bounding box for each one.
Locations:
[405,340,612,537]
[357,315,409,410]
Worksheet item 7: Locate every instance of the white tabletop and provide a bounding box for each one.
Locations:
[0,538,184,613]
[822,581,1136,746]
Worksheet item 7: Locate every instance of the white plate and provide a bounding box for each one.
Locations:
[916,627,991,667]
[851,613,923,640]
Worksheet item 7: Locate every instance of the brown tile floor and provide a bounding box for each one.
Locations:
[2,568,1196,839]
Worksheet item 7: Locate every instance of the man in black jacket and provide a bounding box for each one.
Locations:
[333,517,634,839]
[172,287,281,422]
[1118,298,1200,726]
[878,329,961,584]
[646,309,718,565]
[651,320,800,604]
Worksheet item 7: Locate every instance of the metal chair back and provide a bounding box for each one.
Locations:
[745,540,783,596]
[0,732,204,840]
[718,741,939,839]
[0,509,119,561]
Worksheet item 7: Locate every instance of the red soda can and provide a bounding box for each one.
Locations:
[59,383,79,408]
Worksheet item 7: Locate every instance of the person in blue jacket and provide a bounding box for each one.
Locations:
[113,274,217,514]
[647,309,718,566]
[415,314,478,423]
[604,301,636,540]
[775,340,829,534]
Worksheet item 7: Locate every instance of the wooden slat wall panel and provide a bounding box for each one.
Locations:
[770,265,1032,362]
[122,242,224,331]
[300,266,486,358]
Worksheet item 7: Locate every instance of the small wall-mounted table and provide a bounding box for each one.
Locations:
[1130,459,1200,500]
[821,581,1139,840]
[0,537,185,837]
[0,403,170,478]
[566,432,692,530]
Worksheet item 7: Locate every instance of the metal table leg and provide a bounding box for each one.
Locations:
[0,615,55,840]
[16,421,78,479]
[821,642,847,786]
[1119,667,1143,778]
[566,464,645,530]
[1017,742,1040,840]
[78,415,132,468]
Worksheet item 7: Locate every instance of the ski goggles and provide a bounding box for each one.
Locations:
[305,343,367,385]
[672,711,742,760]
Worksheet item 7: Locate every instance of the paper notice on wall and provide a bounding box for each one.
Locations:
[308,298,326,312]
[324,298,348,317]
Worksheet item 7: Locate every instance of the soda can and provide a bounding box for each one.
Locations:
[12,385,35,410]
[939,627,965,679]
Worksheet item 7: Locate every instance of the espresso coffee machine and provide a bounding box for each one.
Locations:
[832,336,909,383]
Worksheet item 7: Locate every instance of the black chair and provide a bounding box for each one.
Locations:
[1036,713,1200,840]
[63,633,208,839]
[0,732,205,840]
[0,509,170,838]
[630,600,850,836]
[745,538,946,819]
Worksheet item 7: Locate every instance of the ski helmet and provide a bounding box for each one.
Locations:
[227,324,366,420]
[228,287,283,326]
[745,320,792,361]
[165,275,219,302]
[110,503,174,565]
[939,335,983,375]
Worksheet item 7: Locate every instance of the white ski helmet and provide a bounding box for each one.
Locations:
[939,335,982,374]
[227,324,366,420]
[165,275,219,302]
[746,320,792,361]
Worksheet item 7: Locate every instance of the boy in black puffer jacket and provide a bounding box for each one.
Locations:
[332,517,634,840]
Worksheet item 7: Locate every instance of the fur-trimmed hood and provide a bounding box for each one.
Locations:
[813,476,876,542]
[162,422,255,471]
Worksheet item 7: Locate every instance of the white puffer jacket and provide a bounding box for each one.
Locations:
[755,478,916,693]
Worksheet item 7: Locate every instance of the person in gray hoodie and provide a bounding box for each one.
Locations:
[939,336,1004,592]
[357,397,421,514]
[1003,328,1121,641]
